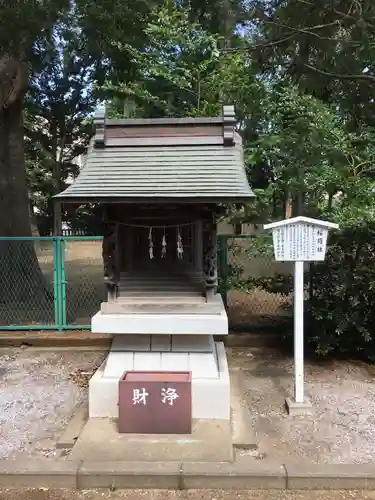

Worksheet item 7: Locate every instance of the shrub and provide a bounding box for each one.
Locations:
[231,221,375,359]
[307,221,375,358]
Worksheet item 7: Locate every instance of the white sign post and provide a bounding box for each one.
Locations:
[264,216,339,412]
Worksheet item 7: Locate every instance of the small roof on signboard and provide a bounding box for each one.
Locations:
[263,216,339,231]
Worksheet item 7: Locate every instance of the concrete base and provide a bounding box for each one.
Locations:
[85,334,232,463]
[60,363,254,463]
[285,397,313,415]
[89,339,230,421]
[69,417,233,463]
[91,294,228,335]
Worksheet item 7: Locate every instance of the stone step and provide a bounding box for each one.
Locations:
[119,276,203,283]
[119,285,201,291]
[101,302,221,315]
[119,290,202,298]
[120,274,203,280]
[116,296,206,304]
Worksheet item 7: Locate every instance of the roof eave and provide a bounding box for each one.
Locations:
[54,194,255,204]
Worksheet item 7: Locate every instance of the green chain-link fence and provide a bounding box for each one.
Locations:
[63,239,105,326]
[0,238,55,327]
[218,234,293,330]
[0,236,103,330]
[0,235,293,331]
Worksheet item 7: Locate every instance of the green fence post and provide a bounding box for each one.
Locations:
[53,238,61,328]
[218,235,228,308]
[60,238,67,327]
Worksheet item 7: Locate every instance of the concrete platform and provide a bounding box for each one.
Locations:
[91,294,228,335]
[89,340,230,420]
[68,417,233,462]
[101,297,223,315]
[60,361,254,463]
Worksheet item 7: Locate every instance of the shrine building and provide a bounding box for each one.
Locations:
[54,105,255,461]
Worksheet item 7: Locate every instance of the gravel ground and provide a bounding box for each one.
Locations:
[0,348,105,460]
[0,490,373,500]
[228,347,375,464]
[2,345,375,464]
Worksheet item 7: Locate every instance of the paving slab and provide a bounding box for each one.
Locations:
[56,403,88,449]
[77,461,181,490]
[68,418,233,462]
[286,464,375,490]
[0,459,79,488]
[3,457,375,491]
[230,369,258,450]
[181,456,286,489]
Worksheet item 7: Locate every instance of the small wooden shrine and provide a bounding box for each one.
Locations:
[54,105,255,461]
[56,105,254,315]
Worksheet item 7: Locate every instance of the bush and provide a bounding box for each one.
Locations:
[234,221,375,359]
[307,221,375,358]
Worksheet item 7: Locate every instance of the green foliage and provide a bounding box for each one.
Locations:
[24,15,96,233]
[104,4,222,117]
[103,2,266,122]
[246,85,353,219]
[307,221,375,359]
[250,0,375,130]
[0,0,70,59]
[3,0,375,357]
[240,84,375,357]
[75,0,161,91]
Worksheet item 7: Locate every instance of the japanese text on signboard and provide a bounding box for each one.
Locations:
[272,224,327,261]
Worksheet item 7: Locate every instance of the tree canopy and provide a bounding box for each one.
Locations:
[3,0,375,228]
[1,0,375,355]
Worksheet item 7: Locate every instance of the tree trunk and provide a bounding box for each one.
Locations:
[0,99,31,235]
[51,122,62,235]
[285,189,293,218]
[0,69,53,318]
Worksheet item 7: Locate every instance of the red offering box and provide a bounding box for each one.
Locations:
[118,371,192,434]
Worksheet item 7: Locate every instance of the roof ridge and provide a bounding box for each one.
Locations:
[93,105,237,149]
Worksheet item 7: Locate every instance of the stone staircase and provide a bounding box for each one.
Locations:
[101,272,221,315]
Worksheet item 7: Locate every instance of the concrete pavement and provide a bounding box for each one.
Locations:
[2,458,375,491]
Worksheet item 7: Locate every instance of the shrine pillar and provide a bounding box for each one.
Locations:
[102,222,119,301]
[203,218,218,301]
[193,220,203,275]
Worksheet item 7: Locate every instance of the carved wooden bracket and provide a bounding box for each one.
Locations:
[94,104,106,148]
[203,219,218,300]
[222,104,236,146]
